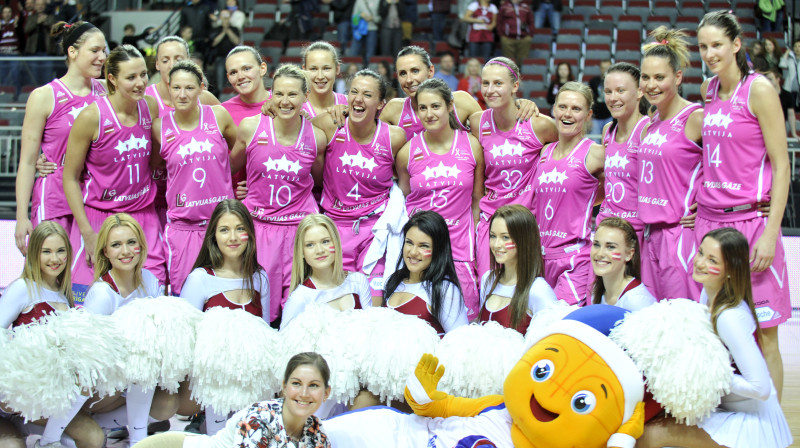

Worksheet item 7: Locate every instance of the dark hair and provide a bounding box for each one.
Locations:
[283,352,331,389]
[415,78,459,130]
[192,199,262,307]
[352,68,387,101]
[642,26,691,73]
[51,21,101,61]
[384,210,463,324]
[605,62,650,132]
[698,10,749,81]
[591,217,641,305]
[397,45,432,70]
[169,59,204,85]
[105,44,144,95]
[485,205,544,330]
[551,61,575,83]
[124,23,135,32]
[763,37,781,60]
[701,228,763,346]
[437,50,455,61]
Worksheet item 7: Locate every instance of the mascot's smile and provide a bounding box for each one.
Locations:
[529,393,558,422]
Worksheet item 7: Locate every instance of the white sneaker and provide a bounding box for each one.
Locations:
[34,439,64,448]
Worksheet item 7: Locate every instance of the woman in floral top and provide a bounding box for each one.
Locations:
[136,353,332,448]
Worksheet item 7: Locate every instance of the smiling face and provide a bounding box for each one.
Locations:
[693,236,725,288]
[698,25,741,76]
[39,234,68,286]
[489,217,517,268]
[169,70,203,112]
[282,364,331,421]
[226,51,267,96]
[397,54,433,98]
[109,58,148,101]
[603,71,642,121]
[640,56,681,109]
[504,334,627,448]
[482,64,518,109]
[403,226,433,279]
[215,212,249,262]
[272,76,307,120]
[103,226,141,273]
[304,49,339,96]
[553,90,591,138]
[302,225,335,273]
[348,75,383,124]
[71,31,107,79]
[416,90,451,133]
[591,226,633,279]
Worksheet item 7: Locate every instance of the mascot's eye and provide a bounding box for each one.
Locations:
[530,360,554,382]
[570,391,596,414]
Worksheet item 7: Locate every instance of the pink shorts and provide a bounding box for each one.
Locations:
[333,215,386,299]
[544,246,591,305]
[455,261,479,319]
[155,205,168,235]
[641,223,701,302]
[70,204,167,288]
[164,221,206,295]
[253,220,296,323]
[475,217,492,281]
[30,170,72,226]
[695,216,790,328]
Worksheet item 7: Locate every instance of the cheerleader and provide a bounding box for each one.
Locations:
[467,57,557,277]
[638,228,792,448]
[14,22,106,255]
[62,45,166,289]
[590,217,656,311]
[479,205,557,334]
[229,64,327,324]
[82,214,176,447]
[0,222,104,448]
[637,27,703,301]
[532,81,604,305]
[396,78,485,317]
[696,10,791,398]
[151,60,237,295]
[281,214,371,330]
[313,69,405,299]
[595,62,649,243]
[301,41,348,118]
[383,210,468,336]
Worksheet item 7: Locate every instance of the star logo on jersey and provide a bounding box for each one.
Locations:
[641,130,667,147]
[538,167,567,185]
[423,161,461,179]
[68,102,89,121]
[489,139,525,158]
[264,154,301,174]
[114,134,148,154]
[605,152,630,169]
[339,150,378,171]
[177,137,214,158]
[704,108,733,129]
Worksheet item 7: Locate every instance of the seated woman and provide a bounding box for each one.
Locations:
[134,352,332,448]
[383,210,468,336]
[281,214,371,330]
[590,217,656,311]
[637,227,792,448]
[479,205,557,334]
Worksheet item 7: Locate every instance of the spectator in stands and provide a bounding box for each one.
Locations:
[429,0,449,42]
[350,0,380,65]
[433,50,459,91]
[46,0,77,23]
[122,23,154,55]
[329,0,355,53]
[180,0,214,54]
[497,0,533,71]
[213,0,246,33]
[457,57,485,108]
[546,61,573,106]
[335,62,359,93]
[376,59,399,99]
[532,0,561,37]
[401,0,416,47]
[208,9,240,95]
[179,25,196,54]
[588,59,612,137]
[0,5,21,91]
[756,0,785,33]
[779,40,800,107]
[763,37,781,71]
[760,65,798,138]
[379,0,404,58]
[747,39,765,66]
[463,0,496,62]
[23,0,54,85]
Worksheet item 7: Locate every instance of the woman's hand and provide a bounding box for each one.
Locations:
[35,154,56,177]
[751,232,777,272]
[328,104,350,127]
[14,219,32,255]
[81,229,98,268]
[679,203,697,229]
[235,180,248,200]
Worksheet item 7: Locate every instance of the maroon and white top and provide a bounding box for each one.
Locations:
[0,278,69,328]
[598,278,656,312]
[180,267,270,321]
[83,269,162,315]
[280,272,371,329]
[385,280,468,336]
[478,271,557,334]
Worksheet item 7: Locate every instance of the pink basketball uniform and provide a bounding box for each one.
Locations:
[596,116,649,233]
[32,78,105,223]
[243,115,318,224]
[222,93,272,190]
[83,96,155,211]
[301,92,347,118]
[145,84,173,117]
[160,105,233,223]
[144,84,171,214]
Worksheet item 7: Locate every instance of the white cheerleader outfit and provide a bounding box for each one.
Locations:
[478,272,558,334]
[0,279,69,328]
[280,272,372,330]
[82,269,162,315]
[599,279,656,312]
[180,267,270,321]
[697,290,792,448]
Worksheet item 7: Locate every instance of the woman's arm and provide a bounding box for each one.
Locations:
[395,142,412,196]
[213,105,238,151]
[150,118,166,171]
[82,284,115,316]
[179,269,207,310]
[469,134,485,227]
[311,126,327,187]
[716,308,772,400]
[0,280,29,329]
[440,282,469,333]
[229,116,258,174]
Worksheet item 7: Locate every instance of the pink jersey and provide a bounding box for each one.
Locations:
[477,109,543,215]
[596,116,650,231]
[302,92,347,118]
[243,115,319,224]
[320,119,394,219]
[160,105,233,223]
[533,138,598,257]
[637,103,703,225]
[698,75,771,221]
[405,130,477,262]
[34,78,106,220]
[222,93,272,189]
[145,84,173,117]
[397,97,468,141]
[83,97,155,212]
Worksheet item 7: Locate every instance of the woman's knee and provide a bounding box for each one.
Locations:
[150,389,179,421]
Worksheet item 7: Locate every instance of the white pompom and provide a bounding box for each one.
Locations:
[191,307,280,413]
[435,322,524,397]
[610,299,732,425]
